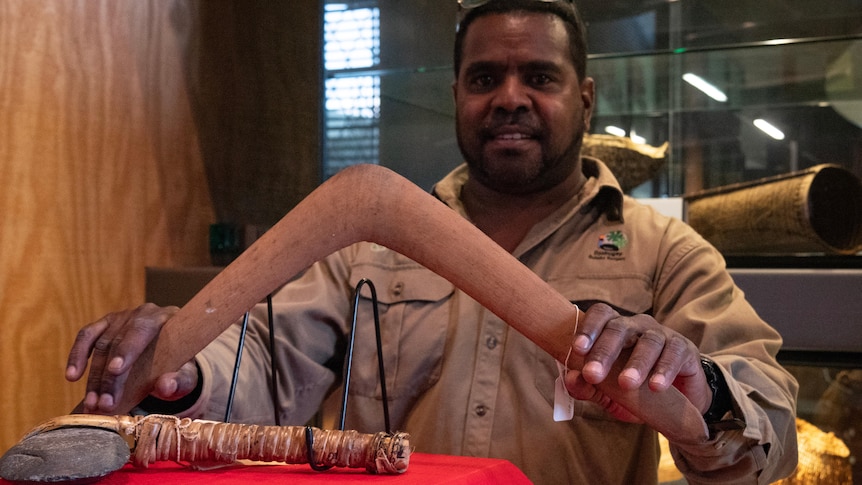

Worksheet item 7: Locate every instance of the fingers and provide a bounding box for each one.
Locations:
[65,316,110,382]
[574,303,641,384]
[70,309,134,412]
[105,304,179,376]
[645,334,696,391]
[67,303,179,414]
[572,303,698,391]
[566,303,710,427]
[563,370,643,423]
[618,329,665,389]
[92,363,131,411]
[77,309,132,413]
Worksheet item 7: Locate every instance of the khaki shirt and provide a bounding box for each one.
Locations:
[189,159,798,484]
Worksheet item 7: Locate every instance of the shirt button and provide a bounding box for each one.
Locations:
[475,405,488,417]
[485,336,498,349]
[391,281,404,296]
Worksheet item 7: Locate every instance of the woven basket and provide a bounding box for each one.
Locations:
[659,418,853,484]
[685,164,862,255]
[775,418,853,485]
[582,134,668,193]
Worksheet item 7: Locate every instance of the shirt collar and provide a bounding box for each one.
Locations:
[432,156,625,223]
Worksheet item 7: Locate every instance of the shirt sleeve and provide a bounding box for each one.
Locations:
[653,219,798,484]
[182,250,355,426]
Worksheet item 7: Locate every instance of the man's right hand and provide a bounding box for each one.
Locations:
[65,303,198,414]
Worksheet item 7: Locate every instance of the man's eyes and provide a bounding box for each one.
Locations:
[469,73,556,89]
[528,74,553,86]
[472,75,495,88]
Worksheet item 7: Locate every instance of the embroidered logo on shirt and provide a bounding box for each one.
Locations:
[590,230,628,261]
[598,231,628,251]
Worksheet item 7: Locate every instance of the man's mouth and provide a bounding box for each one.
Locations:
[495,132,533,141]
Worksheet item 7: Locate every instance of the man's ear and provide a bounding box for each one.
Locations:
[580,77,595,131]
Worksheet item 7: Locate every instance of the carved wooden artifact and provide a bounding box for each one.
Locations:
[1,164,709,483]
[109,164,706,443]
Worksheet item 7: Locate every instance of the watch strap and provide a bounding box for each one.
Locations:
[700,357,746,438]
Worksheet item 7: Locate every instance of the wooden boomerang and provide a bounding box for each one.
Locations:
[91,164,708,444]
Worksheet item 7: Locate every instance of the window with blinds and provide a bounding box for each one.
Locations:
[323,2,381,180]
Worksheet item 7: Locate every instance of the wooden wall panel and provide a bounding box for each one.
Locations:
[0,0,321,455]
[0,0,214,452]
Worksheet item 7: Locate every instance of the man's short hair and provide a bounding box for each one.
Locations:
[454,0,589,81]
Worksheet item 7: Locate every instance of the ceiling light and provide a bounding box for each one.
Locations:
[753,118,785,140]
[604,126,626,137]
[682,73,728,102]
[629,130,646,145]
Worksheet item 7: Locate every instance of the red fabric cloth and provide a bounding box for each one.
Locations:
[1,453,531,484]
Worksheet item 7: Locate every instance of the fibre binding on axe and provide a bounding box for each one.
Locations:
[94,164,708,444]
[0,414,410,483]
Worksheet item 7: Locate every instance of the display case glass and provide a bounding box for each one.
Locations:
[322,1,862,480]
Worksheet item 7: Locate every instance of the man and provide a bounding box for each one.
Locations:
[66,0,798,483]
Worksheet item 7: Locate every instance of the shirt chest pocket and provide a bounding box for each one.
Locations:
[347,262,455,400]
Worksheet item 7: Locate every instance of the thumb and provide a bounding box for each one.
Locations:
[151,361,199,401]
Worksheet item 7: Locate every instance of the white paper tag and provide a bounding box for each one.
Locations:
[553,305,580,422]
[553,361,575,421]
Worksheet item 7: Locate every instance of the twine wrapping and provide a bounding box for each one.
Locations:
[6,414,410,478]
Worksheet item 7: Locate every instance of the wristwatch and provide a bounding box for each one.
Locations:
[700,356,746,438]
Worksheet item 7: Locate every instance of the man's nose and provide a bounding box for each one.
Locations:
[491,76,530,112]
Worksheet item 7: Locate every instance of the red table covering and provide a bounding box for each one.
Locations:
[1,453,532,484]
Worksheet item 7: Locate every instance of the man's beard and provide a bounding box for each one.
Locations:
[458,123,586,195]
[470,150,548,193]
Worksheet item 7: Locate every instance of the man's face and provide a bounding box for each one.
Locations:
[453,12,594,194]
